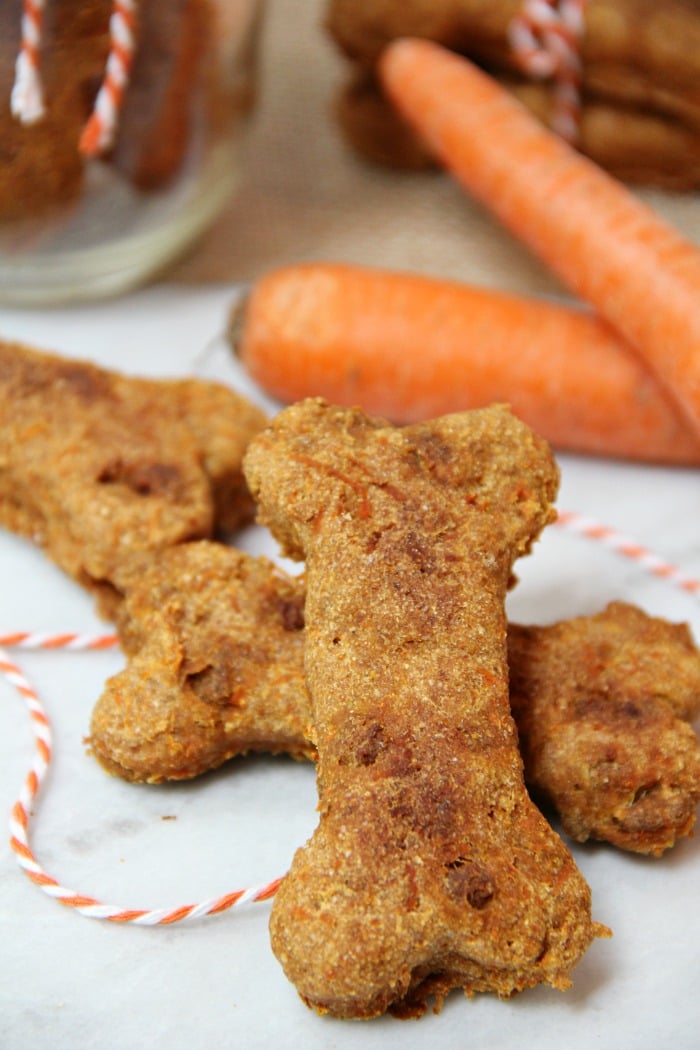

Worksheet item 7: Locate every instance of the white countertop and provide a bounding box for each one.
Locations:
[0,286,698,1050]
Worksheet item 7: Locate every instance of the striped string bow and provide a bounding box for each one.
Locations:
[508,0,588,143]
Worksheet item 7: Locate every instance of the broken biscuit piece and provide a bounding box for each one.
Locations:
[244,399,604,1019]
[509,601,700,856]
[90,541,311,782]
[0,340,266,617]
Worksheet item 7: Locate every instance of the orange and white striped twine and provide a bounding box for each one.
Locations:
[555,511,700,595]
[9,0,137,157]
[0,630,119,651]
[79,0,138,156]
[508,0,588,143]
[2,639,282,924]
[10,0,46,125]
[2,510,698,924]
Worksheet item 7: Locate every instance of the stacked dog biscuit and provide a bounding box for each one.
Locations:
[2,338,700,1018]
[325,0,700,190]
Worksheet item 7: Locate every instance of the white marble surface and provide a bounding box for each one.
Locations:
[0,286,698,1050]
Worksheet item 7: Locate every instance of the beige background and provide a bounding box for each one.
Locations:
[172,0,700,296]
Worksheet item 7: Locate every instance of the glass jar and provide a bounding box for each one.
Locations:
[0,0,262,305]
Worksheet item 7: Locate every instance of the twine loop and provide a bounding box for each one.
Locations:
[2,510,698,925]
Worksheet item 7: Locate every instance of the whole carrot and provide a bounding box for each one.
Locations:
[232,262,700,465]
[379,38,700,438]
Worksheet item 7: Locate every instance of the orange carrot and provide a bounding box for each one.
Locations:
[379,38,700,439]
[232,262,700,465]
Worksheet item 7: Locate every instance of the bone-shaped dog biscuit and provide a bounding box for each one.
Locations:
[89,542,700,856]
[244,399,604,1018]
[0,339,266,618]
[90,541,311,782]
[509,602,700,856]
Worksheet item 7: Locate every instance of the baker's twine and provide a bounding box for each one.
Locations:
[555,511,700,595]
[1,631,282,925]
[509,0,588,143]
[10,0,137,157]
[10,0,45,124]
[2,510,698,925]
[79,0,138,156]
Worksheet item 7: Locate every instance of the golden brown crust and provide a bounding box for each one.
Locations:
[0,340,266,616]
[157,377,265,536]
[89,541,311,782]
[87,537,699,859]
[509,601,700,855]
[244,399,605,1019]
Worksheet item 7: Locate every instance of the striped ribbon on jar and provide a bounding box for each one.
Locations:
[9,0,137,156]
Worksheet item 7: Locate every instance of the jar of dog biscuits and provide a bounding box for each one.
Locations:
[0,0,262,305]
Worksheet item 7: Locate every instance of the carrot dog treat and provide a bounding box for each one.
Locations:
[509,601,700,856]
[0,340,266,617]
[89,542,700,856]
[244,399,604,1019]
[90,542,311,783]
[89,544,700,859]
[161,377,267,538]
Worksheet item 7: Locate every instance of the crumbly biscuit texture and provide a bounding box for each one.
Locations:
[245,399,605,1019]
[0,340,266,616]
[509,601,700,855]
[88,541,700,861]
[90,555,700,855]
[90,541,311,782]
